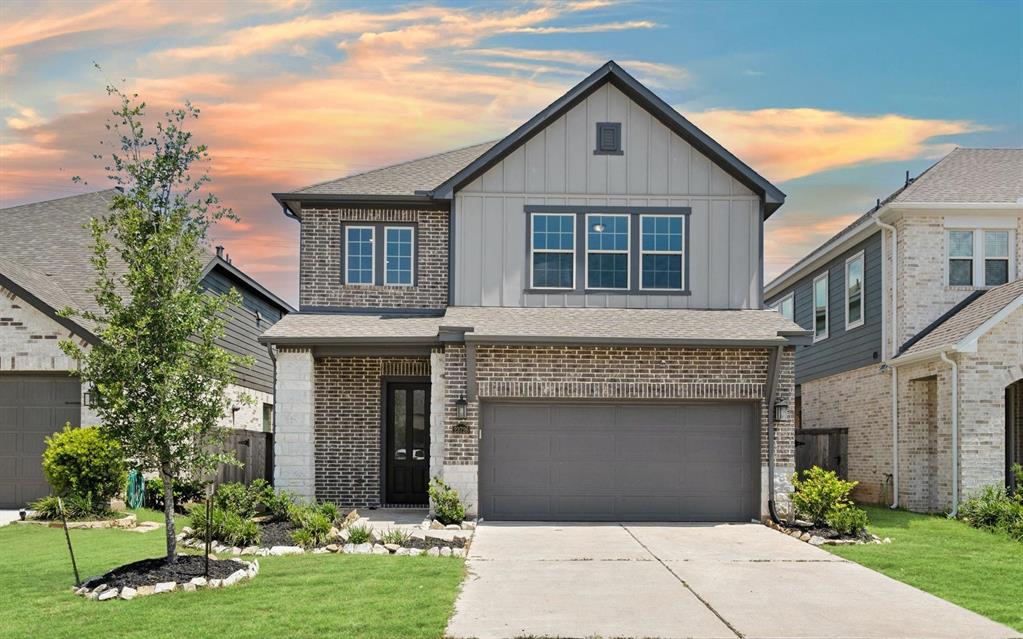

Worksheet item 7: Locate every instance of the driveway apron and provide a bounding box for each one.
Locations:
[446,522,1018,639]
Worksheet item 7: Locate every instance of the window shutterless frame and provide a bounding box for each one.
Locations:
[845,251,865,330]
[638,214,685,291]
[946,229,1016,288]
[584,213,630,290]
[773,292,794,322]
[383,226,415,287]
[813,271,829,342]
[344,225,375,286]
[529,213,577,290]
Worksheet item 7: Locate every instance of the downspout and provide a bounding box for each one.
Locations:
[940,351,960,517]
[766,344,784,525]
[266,343,278,486]
[874,216,900,508]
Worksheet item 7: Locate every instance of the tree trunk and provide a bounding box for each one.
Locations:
[161,465,177,564]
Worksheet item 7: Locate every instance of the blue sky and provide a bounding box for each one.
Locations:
[1,0,1020,304]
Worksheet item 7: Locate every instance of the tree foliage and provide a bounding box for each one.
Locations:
[60,81,248,562]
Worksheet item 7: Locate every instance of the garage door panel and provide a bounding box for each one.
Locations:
[481,401,758,521]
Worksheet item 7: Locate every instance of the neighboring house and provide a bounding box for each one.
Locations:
[0,189,293,508]
[261,61,808,522]
[765,148,1023,513]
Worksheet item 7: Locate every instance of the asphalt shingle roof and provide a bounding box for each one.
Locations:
[260,306,807,344]
[291,141,497,197]
[898,278,1023,358]
[893,149,1023,204]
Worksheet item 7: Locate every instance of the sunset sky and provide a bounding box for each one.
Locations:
[2,0,1021,305]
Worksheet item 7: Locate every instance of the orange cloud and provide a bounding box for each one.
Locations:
[688,108,986,182]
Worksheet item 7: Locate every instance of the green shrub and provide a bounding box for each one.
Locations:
[958,476,1023,542]
[214,482,259,517]
[346,523,372,544]
[380,528,412,545]
[188,503,260,546]
[291,528,315,548]
[145,477,205,513]
[791,466,859,527]
[428,477,465,525]
[826,505,869,535]
[318,501,340,524]
[41,425,126,509]
[29,493,114,520]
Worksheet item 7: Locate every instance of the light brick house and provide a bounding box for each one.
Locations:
[0,190,294,508]
[263,62,808,522]
[766,149,1023,513]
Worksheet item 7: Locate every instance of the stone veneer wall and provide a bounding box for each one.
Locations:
[313,356,430,505]
[274,349,315,500]
[299,207,448,310]
[800,363,892,503]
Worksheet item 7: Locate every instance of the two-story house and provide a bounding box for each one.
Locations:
[0,189,293,508]
[262,62,808,522]
[765,149,1023,513]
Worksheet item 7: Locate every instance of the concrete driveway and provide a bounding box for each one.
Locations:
[447,522,1018,639]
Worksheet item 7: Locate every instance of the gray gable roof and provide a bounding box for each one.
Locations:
[892,148,1023,204]
[0,189,292,340]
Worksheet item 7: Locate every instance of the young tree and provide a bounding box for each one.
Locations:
[61,84,246,563]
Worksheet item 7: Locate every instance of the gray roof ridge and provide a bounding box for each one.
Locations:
[1,187,117,212]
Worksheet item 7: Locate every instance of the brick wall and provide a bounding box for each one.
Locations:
[896,358,952,512]
[313,356,430,505]
[299,207,448,310]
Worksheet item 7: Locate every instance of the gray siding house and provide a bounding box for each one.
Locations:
[766,149,1023,513]
[263,62,808,522]
[0,190,293,508]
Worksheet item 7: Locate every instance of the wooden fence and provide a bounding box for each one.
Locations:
[216,430,273,486]
[795,428,848,479]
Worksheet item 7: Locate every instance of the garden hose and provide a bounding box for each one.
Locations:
[126,469,145,509]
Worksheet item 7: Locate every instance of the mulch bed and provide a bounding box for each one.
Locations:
[85,555,242,590]
[257,520,300,547]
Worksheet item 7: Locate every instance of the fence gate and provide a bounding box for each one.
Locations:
[795,428,848,478]
[217,431,274,485]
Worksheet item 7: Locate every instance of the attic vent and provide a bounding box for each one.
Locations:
[594,122,622,155]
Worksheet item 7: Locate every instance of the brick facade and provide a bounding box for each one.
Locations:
[299,207,448,310]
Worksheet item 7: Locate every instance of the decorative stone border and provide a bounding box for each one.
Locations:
[72,559,258,601]
[20,513,142,530]
[764,520,891,546]
[425,518,477,531]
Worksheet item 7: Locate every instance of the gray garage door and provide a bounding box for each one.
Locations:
[0,375,81,508]
[479,402,758,522]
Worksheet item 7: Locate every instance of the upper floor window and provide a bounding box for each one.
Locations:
[345,226,374,285]
[813,272,829,342]
[640,215,684,290]
[531,214,575,289]
[948,229,1013,287]
[384,227,414,286]
[773,292,794,321]
[585,214,629,289]
[845,251,864,330]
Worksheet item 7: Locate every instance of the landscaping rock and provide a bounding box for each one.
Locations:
[338,528,351,542]
[189,577,207,588]
[444,524,461,531]
[182,582,197,592]
[384,543,400,553]
[353,543,372,554]
[440,547,452,557]
[208,579,223,589]
[231,547,242,556]
[181,526,193,536]
[370,529,383,543]
[460,521,476,530]
[87,590,100,600]
[799,532,812,542]
[93,583,109,595]
[119,587,137,600]
[269,545,304,556]
[97,588,119,601]
[429,519,445,530]
[342,543,355,554]
[223,569,247,587]
[410,530,427,541]
[344,509,360,524]
[312,547,329,554]
[325,544,340,553]
[328,526,341,540]
[136,585,155,597]
[154,581,176,594]
[75,587,89,596]
[427,547,440,557]
[395,547,410,556]
[409,548,424,556]
[241,546,259,555]
[452,548,465,558]
[808,535,825,546]
[371,544,389,555]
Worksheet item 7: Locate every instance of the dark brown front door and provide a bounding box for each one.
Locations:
[385,383,430,504]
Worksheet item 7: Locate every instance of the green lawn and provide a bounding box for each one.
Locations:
[0,509,465,639]
[825,505,1023,632]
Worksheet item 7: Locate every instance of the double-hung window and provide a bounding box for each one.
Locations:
[345,226,375,285]
[845,251,864,330]
[531,213,575,289]
[813,272,829,342]
[640,215,684,290]
[384,226,414,286]
[948,229,1013,287]
[585,214,629,289]
[774,292,794,321]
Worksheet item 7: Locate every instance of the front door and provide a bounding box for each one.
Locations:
[385,383,430,504]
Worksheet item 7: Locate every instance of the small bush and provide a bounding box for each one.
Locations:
[29,493,114,520]
[214,482,259,518]
[380,528,412,545]
[258,488,295,522]
[959,472,1023,543]
[826,505,869,536]
[145,477,205,513]
[428,477,466,525]
[346,523,372,544]
[291,528,315,548]
[41,425,126,509]
[318,501,340,524]
[791,466,859,527]
[188,503,260,546]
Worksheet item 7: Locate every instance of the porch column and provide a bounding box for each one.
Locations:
[429,348,446,486]
[274,348,315,501]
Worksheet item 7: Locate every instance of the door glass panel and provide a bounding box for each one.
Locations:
[412,389,426,459]
[392,389,407,460]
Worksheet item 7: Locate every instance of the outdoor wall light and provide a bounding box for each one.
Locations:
[455,396,468,419]
[773,400,790,422]
[84,386,98,408]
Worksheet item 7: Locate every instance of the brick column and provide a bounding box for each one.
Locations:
[274,349,315,500]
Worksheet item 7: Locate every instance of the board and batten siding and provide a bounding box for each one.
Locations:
[453,83,762,310]
[202,268,285,395]
[766,232,884,386]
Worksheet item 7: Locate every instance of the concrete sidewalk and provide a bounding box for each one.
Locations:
[446,522,1018,639]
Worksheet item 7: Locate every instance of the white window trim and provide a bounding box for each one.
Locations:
[946,228,1016,288]
[813,271,829,342]
[584,213,630,290]
[344,225,375,286]
[773,292,794,321]
[845,251,865,331]
[383,225,415,287]
[530,213,576,290]
[638,214,685,291]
